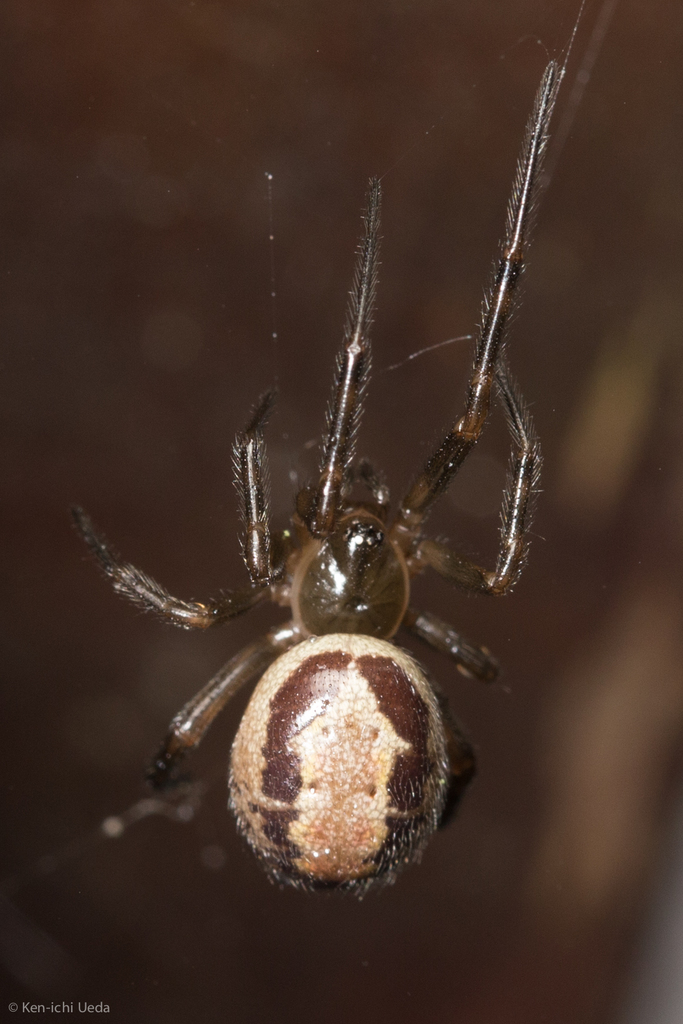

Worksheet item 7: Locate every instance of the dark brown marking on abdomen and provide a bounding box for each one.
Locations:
[357,654,431,811]
[261,650,352,803]
[260,807,300,860]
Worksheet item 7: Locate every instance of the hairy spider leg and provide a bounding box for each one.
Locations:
[415,361,541,596]
[71,506,267,629]
[391,60,560,542]
[147,621,300,788]
[402,607,500,683]
[307,178,381,537]
[233,389,278,584]
[491,362,543,591]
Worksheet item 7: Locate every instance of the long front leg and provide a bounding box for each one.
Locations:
[148,621,301,788]
[392,61,559,543]
[72,506,267,628]
[306,178,381,537]
[416,361,541,597]
[233,390,282,584]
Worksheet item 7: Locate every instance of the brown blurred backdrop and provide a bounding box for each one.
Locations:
[1,1,682,1022]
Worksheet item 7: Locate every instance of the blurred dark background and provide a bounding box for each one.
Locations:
[2,1,682,1021]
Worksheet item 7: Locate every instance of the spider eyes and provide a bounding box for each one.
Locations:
[343,522,384,550]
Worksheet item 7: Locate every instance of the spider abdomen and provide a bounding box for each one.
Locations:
[229,634,450,891]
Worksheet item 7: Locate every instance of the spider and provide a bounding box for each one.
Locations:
[73,61,559,893]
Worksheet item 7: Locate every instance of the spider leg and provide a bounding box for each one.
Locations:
[233,389,282,584]
[402,607,499,682]
[415,362,541,596]
[440,708,477,829]
[490,360,542,590]
[72,506,267,628]
[428,680,476,827]
[305,178,381,537]
[391,61,559,545]
[402,608,481,822]
[147,621,300,788]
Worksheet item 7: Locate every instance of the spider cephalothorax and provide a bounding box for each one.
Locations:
[290,506,410,639]
[73,61,559,893]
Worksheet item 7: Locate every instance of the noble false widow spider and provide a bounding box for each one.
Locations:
[73,61,560,892]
